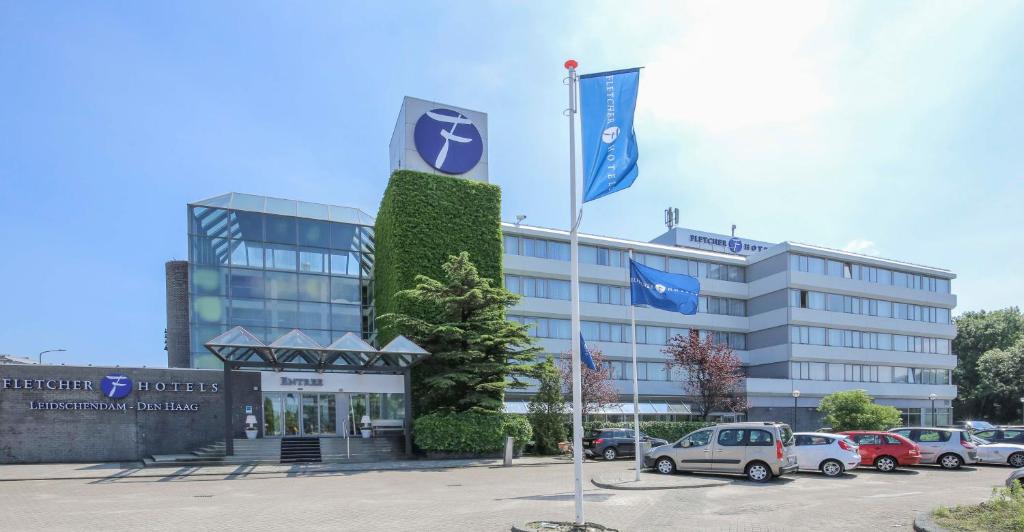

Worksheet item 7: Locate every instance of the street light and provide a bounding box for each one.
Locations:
[929,393,937,426]
[38,349,66,364]
[1019,397,1024,426]
[792,390,801,430]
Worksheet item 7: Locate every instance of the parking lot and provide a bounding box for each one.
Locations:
[0,458,1014,531]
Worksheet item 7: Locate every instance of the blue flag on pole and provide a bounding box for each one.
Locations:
[629,259,700,314]
[580,333,597,370]
[580,68,640,203]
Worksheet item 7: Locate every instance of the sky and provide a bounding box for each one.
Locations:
[1,1,1022,367]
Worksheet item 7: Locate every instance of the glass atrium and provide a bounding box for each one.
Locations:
[188,193,376,368]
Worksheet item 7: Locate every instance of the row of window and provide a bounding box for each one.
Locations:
[509,315,747,350]
[789,290,951,323]
[189,207,371,251]
[789,326,951,354]
[193,296,366,330]
[790,362,951,385]
[502,235,745,282]
[192,267,369,305]
[789,254,951,293]
[192,239,372,277]
[504,274,745,316]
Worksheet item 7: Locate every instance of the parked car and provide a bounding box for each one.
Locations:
[973,427,1024,445]
[954,420,997,433]
[792,432,861,477]
[1007,468,1024,488]
[839,431,921,472]
[582,428,668,460]
[970,435,1024,467]
[889,427,978,469]
[644,422,798,482]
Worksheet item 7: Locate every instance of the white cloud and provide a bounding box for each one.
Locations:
[842,239,880,256]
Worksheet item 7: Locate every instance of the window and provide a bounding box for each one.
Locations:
[796,435,831,446]
[747,430,774,446]
[717,429,746,447]
[884,436,903,445]
[685,430,712,447]
[917,430,950,443]
[853,434,882,445]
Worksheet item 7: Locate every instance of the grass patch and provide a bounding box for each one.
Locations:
[934,481,1024,531]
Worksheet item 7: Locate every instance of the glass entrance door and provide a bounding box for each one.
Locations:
[263,392,338,437]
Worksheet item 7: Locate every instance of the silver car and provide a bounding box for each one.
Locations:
[644,422,799,482]
[889,427,978,469]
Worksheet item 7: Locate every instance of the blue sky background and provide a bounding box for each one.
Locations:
[1,1,1021,367]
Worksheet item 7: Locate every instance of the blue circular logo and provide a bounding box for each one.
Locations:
[413,108,483,174]
[100,374,133,399]
[728,238,743,253]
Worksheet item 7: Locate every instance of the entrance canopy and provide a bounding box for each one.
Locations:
[204,326,430,373]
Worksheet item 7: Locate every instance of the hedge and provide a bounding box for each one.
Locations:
[374,170,503,345]
[574,420,714,442]
[414,411,533,454]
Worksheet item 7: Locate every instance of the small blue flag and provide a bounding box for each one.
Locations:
[630,259,700,314]
[580,68,640,203]
[580,333,597,370]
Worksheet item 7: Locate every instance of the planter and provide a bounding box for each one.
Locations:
[361,429,372,439]
[245,429,258,440]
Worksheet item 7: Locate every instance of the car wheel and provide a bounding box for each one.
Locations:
[603,447,618,460]
[820,459,844,477]
[875,456,897,472]
[1009,453,1024,468]
[746,461,771,482]
[655,457,676,475]
[939,453,963,470]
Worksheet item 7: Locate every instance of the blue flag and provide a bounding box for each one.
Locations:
[580,68,640,203]
[580,333,597,370]
[630,259,700,314]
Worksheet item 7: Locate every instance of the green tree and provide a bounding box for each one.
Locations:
[954,308,1024,417]
[975,338,1024,423]
[527,358,567,455]
[378,252,539,415]
[818,390,902,431]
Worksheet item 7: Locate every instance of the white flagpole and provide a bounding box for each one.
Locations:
[628,250,641,481]
[565,59,585,526]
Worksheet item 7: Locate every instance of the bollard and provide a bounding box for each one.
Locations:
[503,436,515,466]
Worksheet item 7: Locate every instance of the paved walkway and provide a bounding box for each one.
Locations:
[0,456,564,482]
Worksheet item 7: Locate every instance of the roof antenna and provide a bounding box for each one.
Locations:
[664,207,679,229]
[731,224,737,237]
[515,214,527,226]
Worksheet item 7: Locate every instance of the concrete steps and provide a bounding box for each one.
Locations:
[143,436,405,467]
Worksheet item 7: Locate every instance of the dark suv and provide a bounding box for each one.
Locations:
[583,428,669,460]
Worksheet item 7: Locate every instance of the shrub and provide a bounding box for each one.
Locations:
[573,420,714,442]
[818,390,902,431]
[528,359,567,454]
[414,411,533,454]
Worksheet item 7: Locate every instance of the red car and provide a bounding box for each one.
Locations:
[838,431,921,472]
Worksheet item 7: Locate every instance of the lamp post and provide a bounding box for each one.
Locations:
[38,349,66,364]
[1019,398,1024,426]
[929,393,937,426]
[791,390,801,430]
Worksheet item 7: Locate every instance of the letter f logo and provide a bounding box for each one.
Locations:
[100,374,133,400]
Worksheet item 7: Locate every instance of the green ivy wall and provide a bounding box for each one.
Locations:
[374,170,503,343]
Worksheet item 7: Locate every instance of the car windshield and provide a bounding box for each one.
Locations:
[974,436,991,445]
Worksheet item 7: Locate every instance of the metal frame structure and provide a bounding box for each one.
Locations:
[204,326,429,456]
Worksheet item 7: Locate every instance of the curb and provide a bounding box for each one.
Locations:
[591,475,727,491]
[0,458,517,483]
[512,521,618,532]
[913,511,948,532]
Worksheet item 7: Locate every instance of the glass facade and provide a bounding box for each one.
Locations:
[188,197,375,368]
[790,361,951,385]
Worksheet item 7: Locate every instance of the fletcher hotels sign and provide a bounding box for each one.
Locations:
[1,372,219,413]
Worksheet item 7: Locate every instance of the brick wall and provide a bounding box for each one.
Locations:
[0,365,260,463]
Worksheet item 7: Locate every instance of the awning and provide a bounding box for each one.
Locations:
[502,400,695,415]
[204,326,430,373]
